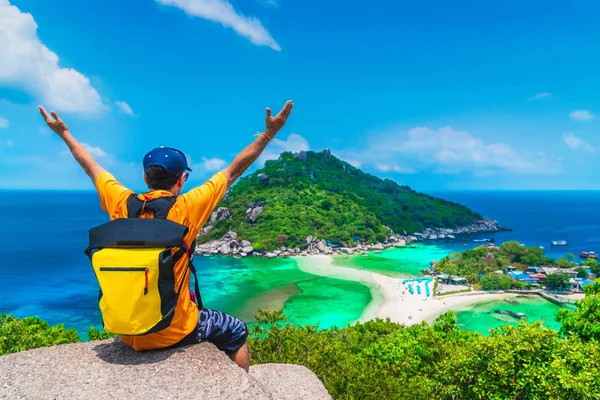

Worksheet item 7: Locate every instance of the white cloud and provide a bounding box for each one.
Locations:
[0,116,8,128]
[201,157,226,171]
[81,143,107,157]
[339,126,559,175]
[260,0,279,7]
[0,0,104,114]
[115,101,135,116]
[563,132,595,153]
[259,133,309,164]
[529,92,552,100]
[374,164,416,174]
[155,0,280,51]
[570,110,595,121]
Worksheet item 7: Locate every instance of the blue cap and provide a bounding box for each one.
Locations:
[143,147,192,175]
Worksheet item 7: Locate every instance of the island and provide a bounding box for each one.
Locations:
[196,149,503,256]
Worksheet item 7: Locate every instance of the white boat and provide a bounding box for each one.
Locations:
[551,240,568,246]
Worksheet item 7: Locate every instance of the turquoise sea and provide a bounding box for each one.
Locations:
[0,190,597,337]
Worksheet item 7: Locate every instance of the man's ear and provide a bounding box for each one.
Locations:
[177,173,186,188]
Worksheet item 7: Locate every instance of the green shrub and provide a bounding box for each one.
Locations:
[0,314,80,355]
[248,310,600,399]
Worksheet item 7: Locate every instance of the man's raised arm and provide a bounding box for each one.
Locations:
[224,100,294,188]
[38,106,106,183]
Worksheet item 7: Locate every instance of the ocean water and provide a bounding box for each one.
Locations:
[0,190,596,337]
[454,296,571,334]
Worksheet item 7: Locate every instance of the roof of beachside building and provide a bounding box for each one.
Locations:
[541,267,579,276]
[577,278,595,286]
[527,266,544,273]
[530,273,547,279]
[509,272,537,281]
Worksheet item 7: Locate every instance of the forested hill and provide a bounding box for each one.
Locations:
[202,150,484,250]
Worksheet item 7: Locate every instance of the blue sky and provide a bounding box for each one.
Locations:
[1,0,600,191]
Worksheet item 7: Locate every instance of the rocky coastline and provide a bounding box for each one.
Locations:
[194,210,504,258]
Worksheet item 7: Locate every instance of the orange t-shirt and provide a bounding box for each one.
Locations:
[95,170,227,351]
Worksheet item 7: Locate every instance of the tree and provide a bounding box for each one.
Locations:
[557,282,600,341]
[480,274,512,290]
[545,272,571,290]
[556,257,574,268]
[522,246,545,266]
[499,241,525,261]
[575,267,589,279]
[584,258,600,276]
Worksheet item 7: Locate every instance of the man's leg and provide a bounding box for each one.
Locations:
[230,341,250,372]
[196,308,250,372]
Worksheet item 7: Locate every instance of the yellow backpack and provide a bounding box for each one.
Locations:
[85,196,201,336]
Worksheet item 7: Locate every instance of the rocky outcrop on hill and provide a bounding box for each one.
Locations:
[210,206,232,224]
[0,339,331,400]
[245,202,265,224]
[257,173,270,186]
[414,219,503,240]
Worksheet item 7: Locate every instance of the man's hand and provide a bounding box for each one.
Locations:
[39,106,69,137]
[265,100,294,138]
[37,105,105,182]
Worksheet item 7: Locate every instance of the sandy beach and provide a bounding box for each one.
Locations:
[295,255,523,326]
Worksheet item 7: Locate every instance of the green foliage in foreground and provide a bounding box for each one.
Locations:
[248,311,600,399]
[557,280,600,342]
[4,284,600,399]
[0,315,80,355]
[201,151,483,250]
[0,315,116,356]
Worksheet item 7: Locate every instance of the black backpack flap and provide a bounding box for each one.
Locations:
[88,218,189,250]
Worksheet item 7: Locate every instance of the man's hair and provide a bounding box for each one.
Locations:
[145,165,181,190]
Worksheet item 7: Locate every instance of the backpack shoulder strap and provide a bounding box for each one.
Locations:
[126,195,177,219]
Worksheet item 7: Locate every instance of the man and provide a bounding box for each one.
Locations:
[39,101,294,371]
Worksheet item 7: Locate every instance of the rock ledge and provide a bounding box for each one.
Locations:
[0,339,331,400]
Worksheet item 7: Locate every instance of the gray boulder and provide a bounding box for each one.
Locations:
[250,364,331,400]
[220,243,231,255]
[257,173,270,186]
[0,340,331,400]
[316,241,328,253]
[293,151,307,162]
[240,240,252,248]
[209,207,232,224]
[242,246,254,254]
[224,231,238,242]
[245,203,265,224]
[199,225,215,236]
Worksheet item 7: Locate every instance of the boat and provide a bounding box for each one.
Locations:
[408,284,414,295]
[552,240,568,246]
[416,285,421,295]
[580,251,598,259]
[493,310,526,319]
[474,238,492,243]
[425,284,431,297]
[504,299,519,305]
[411,244,416,248]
